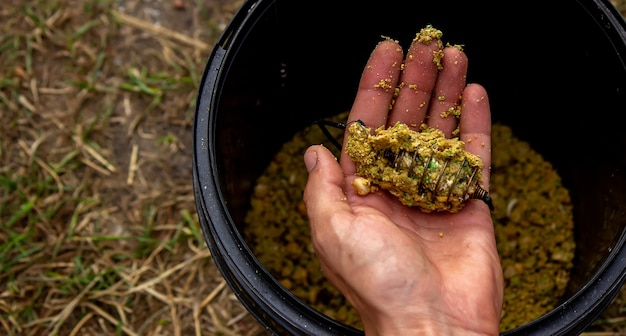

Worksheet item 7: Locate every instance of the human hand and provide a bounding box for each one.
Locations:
[303,31,504,336]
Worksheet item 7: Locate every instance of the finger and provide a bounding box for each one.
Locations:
[342,39,404,173]
[346,39,404,129]
[459,83,492,189]
[303,145,354,291]
[303,145,354,230]
[388,27,443,130]
[426,47,468,137]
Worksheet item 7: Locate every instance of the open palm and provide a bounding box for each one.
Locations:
[304,32,503,336]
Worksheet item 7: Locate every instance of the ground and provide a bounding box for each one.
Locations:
[0,0,625,335]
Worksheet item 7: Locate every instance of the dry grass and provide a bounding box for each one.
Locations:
[0,0,262,335]
[1,0,625,335]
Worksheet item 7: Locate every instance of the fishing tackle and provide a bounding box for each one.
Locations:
[314,119,493,213]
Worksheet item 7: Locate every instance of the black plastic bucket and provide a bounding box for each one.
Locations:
[192,1,626,334]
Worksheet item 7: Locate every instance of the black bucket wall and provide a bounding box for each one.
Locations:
[192,0,626,335]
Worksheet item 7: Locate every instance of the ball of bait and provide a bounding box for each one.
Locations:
[345,120,492,213]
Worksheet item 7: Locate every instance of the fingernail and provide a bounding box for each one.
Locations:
[304,148,318,173]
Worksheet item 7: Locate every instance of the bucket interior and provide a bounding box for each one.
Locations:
[201,0,626,333]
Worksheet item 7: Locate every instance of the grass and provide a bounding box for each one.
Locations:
[1,0,626,335]
[0,0,259,335]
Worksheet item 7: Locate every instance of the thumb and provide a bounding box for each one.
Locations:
[303,145,352,223]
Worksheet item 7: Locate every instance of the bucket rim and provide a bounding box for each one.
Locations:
[192,0,626,335]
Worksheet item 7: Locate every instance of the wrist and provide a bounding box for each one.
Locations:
[360,309,500,336]
[364,319,498,336]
